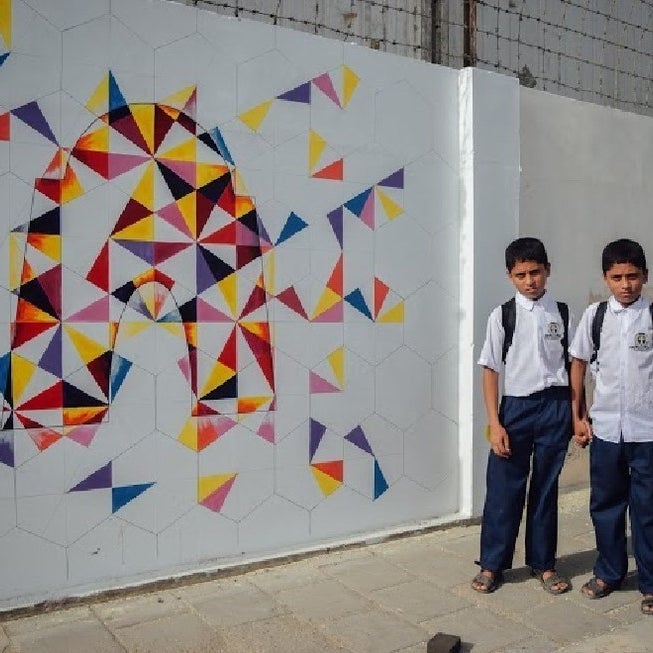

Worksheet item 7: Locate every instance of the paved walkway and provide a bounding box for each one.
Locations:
[1,487,652,653]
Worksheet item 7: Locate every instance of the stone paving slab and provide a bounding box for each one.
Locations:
[247,559,331,593]
[319,555,416,593]
[91,591,190,629]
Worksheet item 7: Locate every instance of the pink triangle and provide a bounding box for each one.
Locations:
[201,475,237,512]
[197,298,234,322]
[108,153,150,179]
[257,413,275,443]
[158,159,196,187]
[313,301,343,323]
[360,191,375,229]
[67,295,109,322]
[177,356,191,383]
[236,221,261,246]
[310,371,340,393]
[313,73,341,107]
[159,202,193,238]
[66,423,102,447]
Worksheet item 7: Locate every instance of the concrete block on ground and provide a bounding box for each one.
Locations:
[427,632,461,653]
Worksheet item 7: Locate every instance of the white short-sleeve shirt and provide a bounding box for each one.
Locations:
[569,295,653,443]
[478,291,573,397]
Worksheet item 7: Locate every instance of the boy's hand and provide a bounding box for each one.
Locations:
[573,418,592,448]
[488,423,511,458]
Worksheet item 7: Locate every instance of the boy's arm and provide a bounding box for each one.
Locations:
[482,366,510,458]
[570,357,592,447]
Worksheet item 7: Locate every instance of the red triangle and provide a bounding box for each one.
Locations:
[312,158,343,181]
[239,324,271,357]
[239,284,267,319]
[192,401,219,416]
[37,265,62,318]
[87,353,110,398]
[34,177,61,203]
[17,381,63,411]
[12,321,57,349]
[200,221,237,245]
[153,105,176,153]
[110,113,151,154]
[275,286,307,319]
[255,352,275,389]
[313,460,343,482]
[196,191,215,237]
[217,182,236,216]
[374,277,390,318]
[0,112,10,141]
[326,255,343,295]
[86,242,109,291]
[111,198,151,236]
[154,241,191,264]
[72,148,109,178]
[218,327,237,371]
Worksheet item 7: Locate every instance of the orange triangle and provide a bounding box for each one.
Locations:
[312,460,344,482]
[326,255,343,295]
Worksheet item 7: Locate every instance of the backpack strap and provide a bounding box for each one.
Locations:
[556,301,570,368]
[590,301,608,364]
[500,298,516,364]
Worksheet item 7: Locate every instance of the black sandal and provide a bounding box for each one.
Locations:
[581,576,618,599]
[471,570,502,594]
[531,569,570,595]
[641,596,653,615]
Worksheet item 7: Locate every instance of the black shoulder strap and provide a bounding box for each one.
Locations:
[500,298,516,364]
[590,301,608,363]
[556,301,569,366]
[650,302,653,325]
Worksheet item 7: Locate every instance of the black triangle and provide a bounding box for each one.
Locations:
[198,245,235,284]
[112,280,136,305]
[202,374,238,400]
[19,278,58,319]
[157,161,194,201]
[198,172,230,204]
[63,380,107,408]
[28,207,61,235]
[238,209,260,237]
[178,298,197,322]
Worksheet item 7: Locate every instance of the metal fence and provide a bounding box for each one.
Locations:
[182,0,653,116]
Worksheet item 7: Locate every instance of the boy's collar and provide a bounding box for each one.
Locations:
[608,294,645,313]
[515,289,548,310]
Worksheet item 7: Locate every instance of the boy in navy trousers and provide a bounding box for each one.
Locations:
[472,237,572,594]
[570,239,653,615]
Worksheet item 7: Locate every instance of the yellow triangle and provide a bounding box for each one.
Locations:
[378,301,404,323]
[376,188,404,220]
[239,100,273,132]
[159,323,185,339]
[161,85,196,112]
[327,347,344,388]
[217,273,238,318]
[177,192,197,238]
[201,361,236,397]
[61,167,84,205]
[237,395,271,414]
[235,195,255,218]
[63,325,107,365]
[233,168,248,195]
[0,0,12,49]
[116,321,151,339]
[78,125,109,152]
[178,417,198,451]
[85,75,110,116]
[27,234,61,262]
[311,466,342,496]
[11,353,36,404]
[308,130,327,172]
[159,137,197,163]
[130,104,155,154]
[197,163,229,187]
[113,215,155,241]
[9,233,26,291]
[264,250,275,296]
[342,65,360,108]
[198,473,237,502]
[132,161,155,211]
[312,287,340,319]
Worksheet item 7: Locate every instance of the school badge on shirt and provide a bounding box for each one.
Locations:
[631,332,653,351]
[544,321,562,340]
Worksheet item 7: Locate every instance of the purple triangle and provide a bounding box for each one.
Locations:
[327,207,343,249]
[70,461,112,492]
[277,82,311,104]
[256,213,272,247]
[39,325,62,378]
[0,432,14,468]
[114,239,154,265]
[196,246,217,294]
[12,101,58,145]
[378,168,404,189]
[309,418,326,462]
[345,425,373,455]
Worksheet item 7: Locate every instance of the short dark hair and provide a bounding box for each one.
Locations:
[602,239,647,274]
[505,237,549,271]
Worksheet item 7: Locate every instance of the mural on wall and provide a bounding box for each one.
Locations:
[0,0,460,604]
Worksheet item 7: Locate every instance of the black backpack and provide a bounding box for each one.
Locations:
[589,300,653,363]
[500,297,569,365]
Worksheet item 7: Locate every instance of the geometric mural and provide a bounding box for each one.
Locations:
[0,0,462,607]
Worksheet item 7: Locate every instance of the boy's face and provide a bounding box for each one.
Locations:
[507,260,550,300]
[604,262,648,306]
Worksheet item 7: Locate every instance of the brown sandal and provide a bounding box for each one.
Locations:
[471,570,502,593]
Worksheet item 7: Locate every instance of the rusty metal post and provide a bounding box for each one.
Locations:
[463,0,477,67]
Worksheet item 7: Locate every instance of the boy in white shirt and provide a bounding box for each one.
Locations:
[472,237,572,595]
[570,238,653,615]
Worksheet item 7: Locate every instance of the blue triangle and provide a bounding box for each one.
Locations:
[207,126,234,166]
[373,459,388,499]
[112,482,154,513]
[110,354,133,400]
[276,212,308,246]
[109,71,128,112]
[0,432,14,468]
[344,188,372,218]
[0,52,10,68]
[0,353,10,399]
[344,289,373,320]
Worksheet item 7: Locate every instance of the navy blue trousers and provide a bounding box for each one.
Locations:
[590,436,653,594]
[479,386,571,573]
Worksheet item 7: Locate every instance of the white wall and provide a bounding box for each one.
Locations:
[0,0,519,608]
[520,87,653,316]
